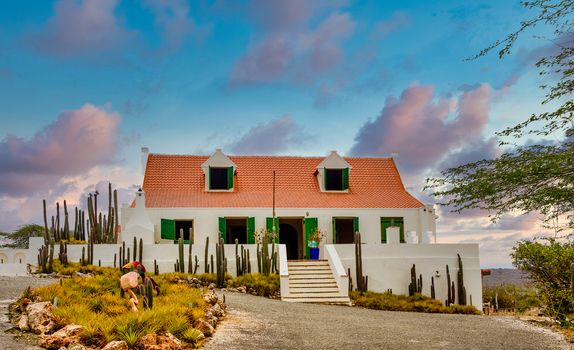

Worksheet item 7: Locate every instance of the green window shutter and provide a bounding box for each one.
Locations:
[381,218,391,243]
[381,217,404,243]
[342,168,349,190]
[266,217,279,243]
[208,166,212,189]
[304,217,318,259]
[332,217,337,244]
[323,167,327,190]
[161,219,175,240]
[247,217,255,244]
[353,216,359,233]
[397,218,405,243]
[227,166,234,189]
[218,217,226,242]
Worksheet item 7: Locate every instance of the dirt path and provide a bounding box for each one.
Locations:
[205,292,572,350]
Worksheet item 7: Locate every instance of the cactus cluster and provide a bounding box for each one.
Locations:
[257,229,278,276]
[37,239,54,273]
[408,264,423,296]
[354,232,368,293]
[457,254,467,305]
[235,239,251,276]
[139,278,154,309]
[58,241,68,266]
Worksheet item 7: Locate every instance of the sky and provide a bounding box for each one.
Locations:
[0,0,561,267]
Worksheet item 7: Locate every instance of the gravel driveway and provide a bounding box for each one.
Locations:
[205,292,572,350]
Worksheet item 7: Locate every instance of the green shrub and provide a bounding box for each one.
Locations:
[227,273,280,297]
[350,291,480,315]
[483,284,540,312]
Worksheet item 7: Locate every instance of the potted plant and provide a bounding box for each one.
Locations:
[308,228,325,260]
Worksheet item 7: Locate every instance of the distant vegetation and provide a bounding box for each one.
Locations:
[0,224,43,248]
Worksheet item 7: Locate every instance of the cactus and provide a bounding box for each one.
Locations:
[122,241,126,265]
[144,277,154,309]
[63,200,70,241]
[154,259,159,275]
[118,247,123,272]
[114,253,117,268]
[348,267,353,292]
[408,264,417,296]
[256,243,261,273]
[58,241,68,266]
[133,237,137,263]
[204,236,210,273]
[210,254,214,274]
[247,249,251,273]
[431,276,436,299]
[42,200,49,245]
[178,231,185,273]
[216,238,226,287]
[139,238,143,262]
[457,254,467,305]
[81,247,86,266]
[175,260,179,272]
[127,247,131,263]
[194,255,199,274]
[187,240,193,274]
[354,232,367,293]
[446,265,453,305]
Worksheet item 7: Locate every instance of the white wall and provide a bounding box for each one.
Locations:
[0,248,29,276]
[333,243,482,310]
[121,207,436,247]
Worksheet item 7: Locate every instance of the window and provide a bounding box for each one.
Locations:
[381,217,405,243]
[209,166,233,190]
[161,219,194,243]
[219,217,255,244]
[324,168,349,191]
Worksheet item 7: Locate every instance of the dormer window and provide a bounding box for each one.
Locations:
[324,168,349,191]
[209,166,233,190]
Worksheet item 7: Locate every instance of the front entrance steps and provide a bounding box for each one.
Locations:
[282,260,351,305]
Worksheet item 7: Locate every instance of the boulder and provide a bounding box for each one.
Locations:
[18,314,29,331]
[237,286,246,294]
[208,283,216,290]
[209,303,225,318]
[193,319,214,337]
[203,292,218,306]
[67,344,91,350]
[26,301,57,334]
[138,333,158,347]
[102,340,129,350]
[38,324,83,349]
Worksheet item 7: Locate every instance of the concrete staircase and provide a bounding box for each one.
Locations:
[282,260,350,305]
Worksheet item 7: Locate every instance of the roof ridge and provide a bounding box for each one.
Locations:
[148,153,394,160]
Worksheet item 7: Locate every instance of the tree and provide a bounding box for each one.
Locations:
[0,224,44,249]
[426,0,574,231]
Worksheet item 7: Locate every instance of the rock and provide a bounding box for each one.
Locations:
[208,283,216,290]
[138,333,158,347]
[164,332,182,348]
[26,301,57,334]
[102,340,129,350]
[237,286,246,294]
[18,314,29,331]
[154,333,182,350]
[67,344,91,350]
[193,319,214,337]
[209,303,225,318]
[39,324,83,349]
[203,292,218,306]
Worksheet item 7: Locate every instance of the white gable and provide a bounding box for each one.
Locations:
[316,151,351,170]
[201,149,236,169]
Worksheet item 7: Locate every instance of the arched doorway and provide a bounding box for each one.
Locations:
[279,223,299,260]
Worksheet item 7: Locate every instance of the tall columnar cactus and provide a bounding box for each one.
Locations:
[187,240,193,274]
[81,247,86,266]
[354,232,367,293]
[133,237,138,263]
[210,254,214,274]
[42,200,49,245]
[139,238,143,263]
[118,247,123,272]
[122,241,126,265]
[154,259,159,275]
[114,253,117,268]
[256,243,261,273]
[457,254,467,305]
[204,236,210,273]
[194,256,199,274]
[58,241,68,266]
[144,277,154,309]
[63,200,70,241]
[216,238,226,287]
[446,265,454,306]
[178,232,185,273]
[235,239,241,276]
[431,276,436,299]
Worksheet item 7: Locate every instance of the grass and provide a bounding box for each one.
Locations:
[483,284,540,313]
[226,273,280,297]
[29,262,208,348]
[350,291,481,315]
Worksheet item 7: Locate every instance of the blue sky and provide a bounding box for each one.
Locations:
[0,0,558,267]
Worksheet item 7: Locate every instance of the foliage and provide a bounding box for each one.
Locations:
[29,265,206,348]
[350,291,480,315]
[512,238,574,323]
[308,228,325,244]
[227,273,280,297]
[255,228,277,245]
[426,0,574,230]
[0,224,43,248]
[483,284,540,312]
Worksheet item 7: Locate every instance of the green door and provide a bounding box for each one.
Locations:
[161,219,175,240]
[381,217,404,243]
[266,217,280,243]
[353,216,360,233]
[304,217,318,259]
[218,217,226,242]
[247,217,255,244]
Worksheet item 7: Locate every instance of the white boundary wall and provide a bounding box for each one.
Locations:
[0,248,28,276]
[333,243,482,309]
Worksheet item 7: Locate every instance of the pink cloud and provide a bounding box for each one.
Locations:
[229,2,355,87]
[0,104,120,196]
[350,83,491,173]
[227,115,308,155]
[26,0,132,56]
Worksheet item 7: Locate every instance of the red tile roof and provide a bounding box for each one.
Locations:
[142,154,424,209]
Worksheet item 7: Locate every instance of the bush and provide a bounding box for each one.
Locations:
[350,291,480,315]
[227,273,280,297]
[512,238,574,324]
[483,284,540,312]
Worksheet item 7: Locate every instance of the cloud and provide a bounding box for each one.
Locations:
[229,1,355,87]
[227,115,307,155]
[26,0,132,56]
[0,104,120,196]
[437,137,501,170]
[350,83,491,174]
[371,11,410,40]
[143,0,210,55]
